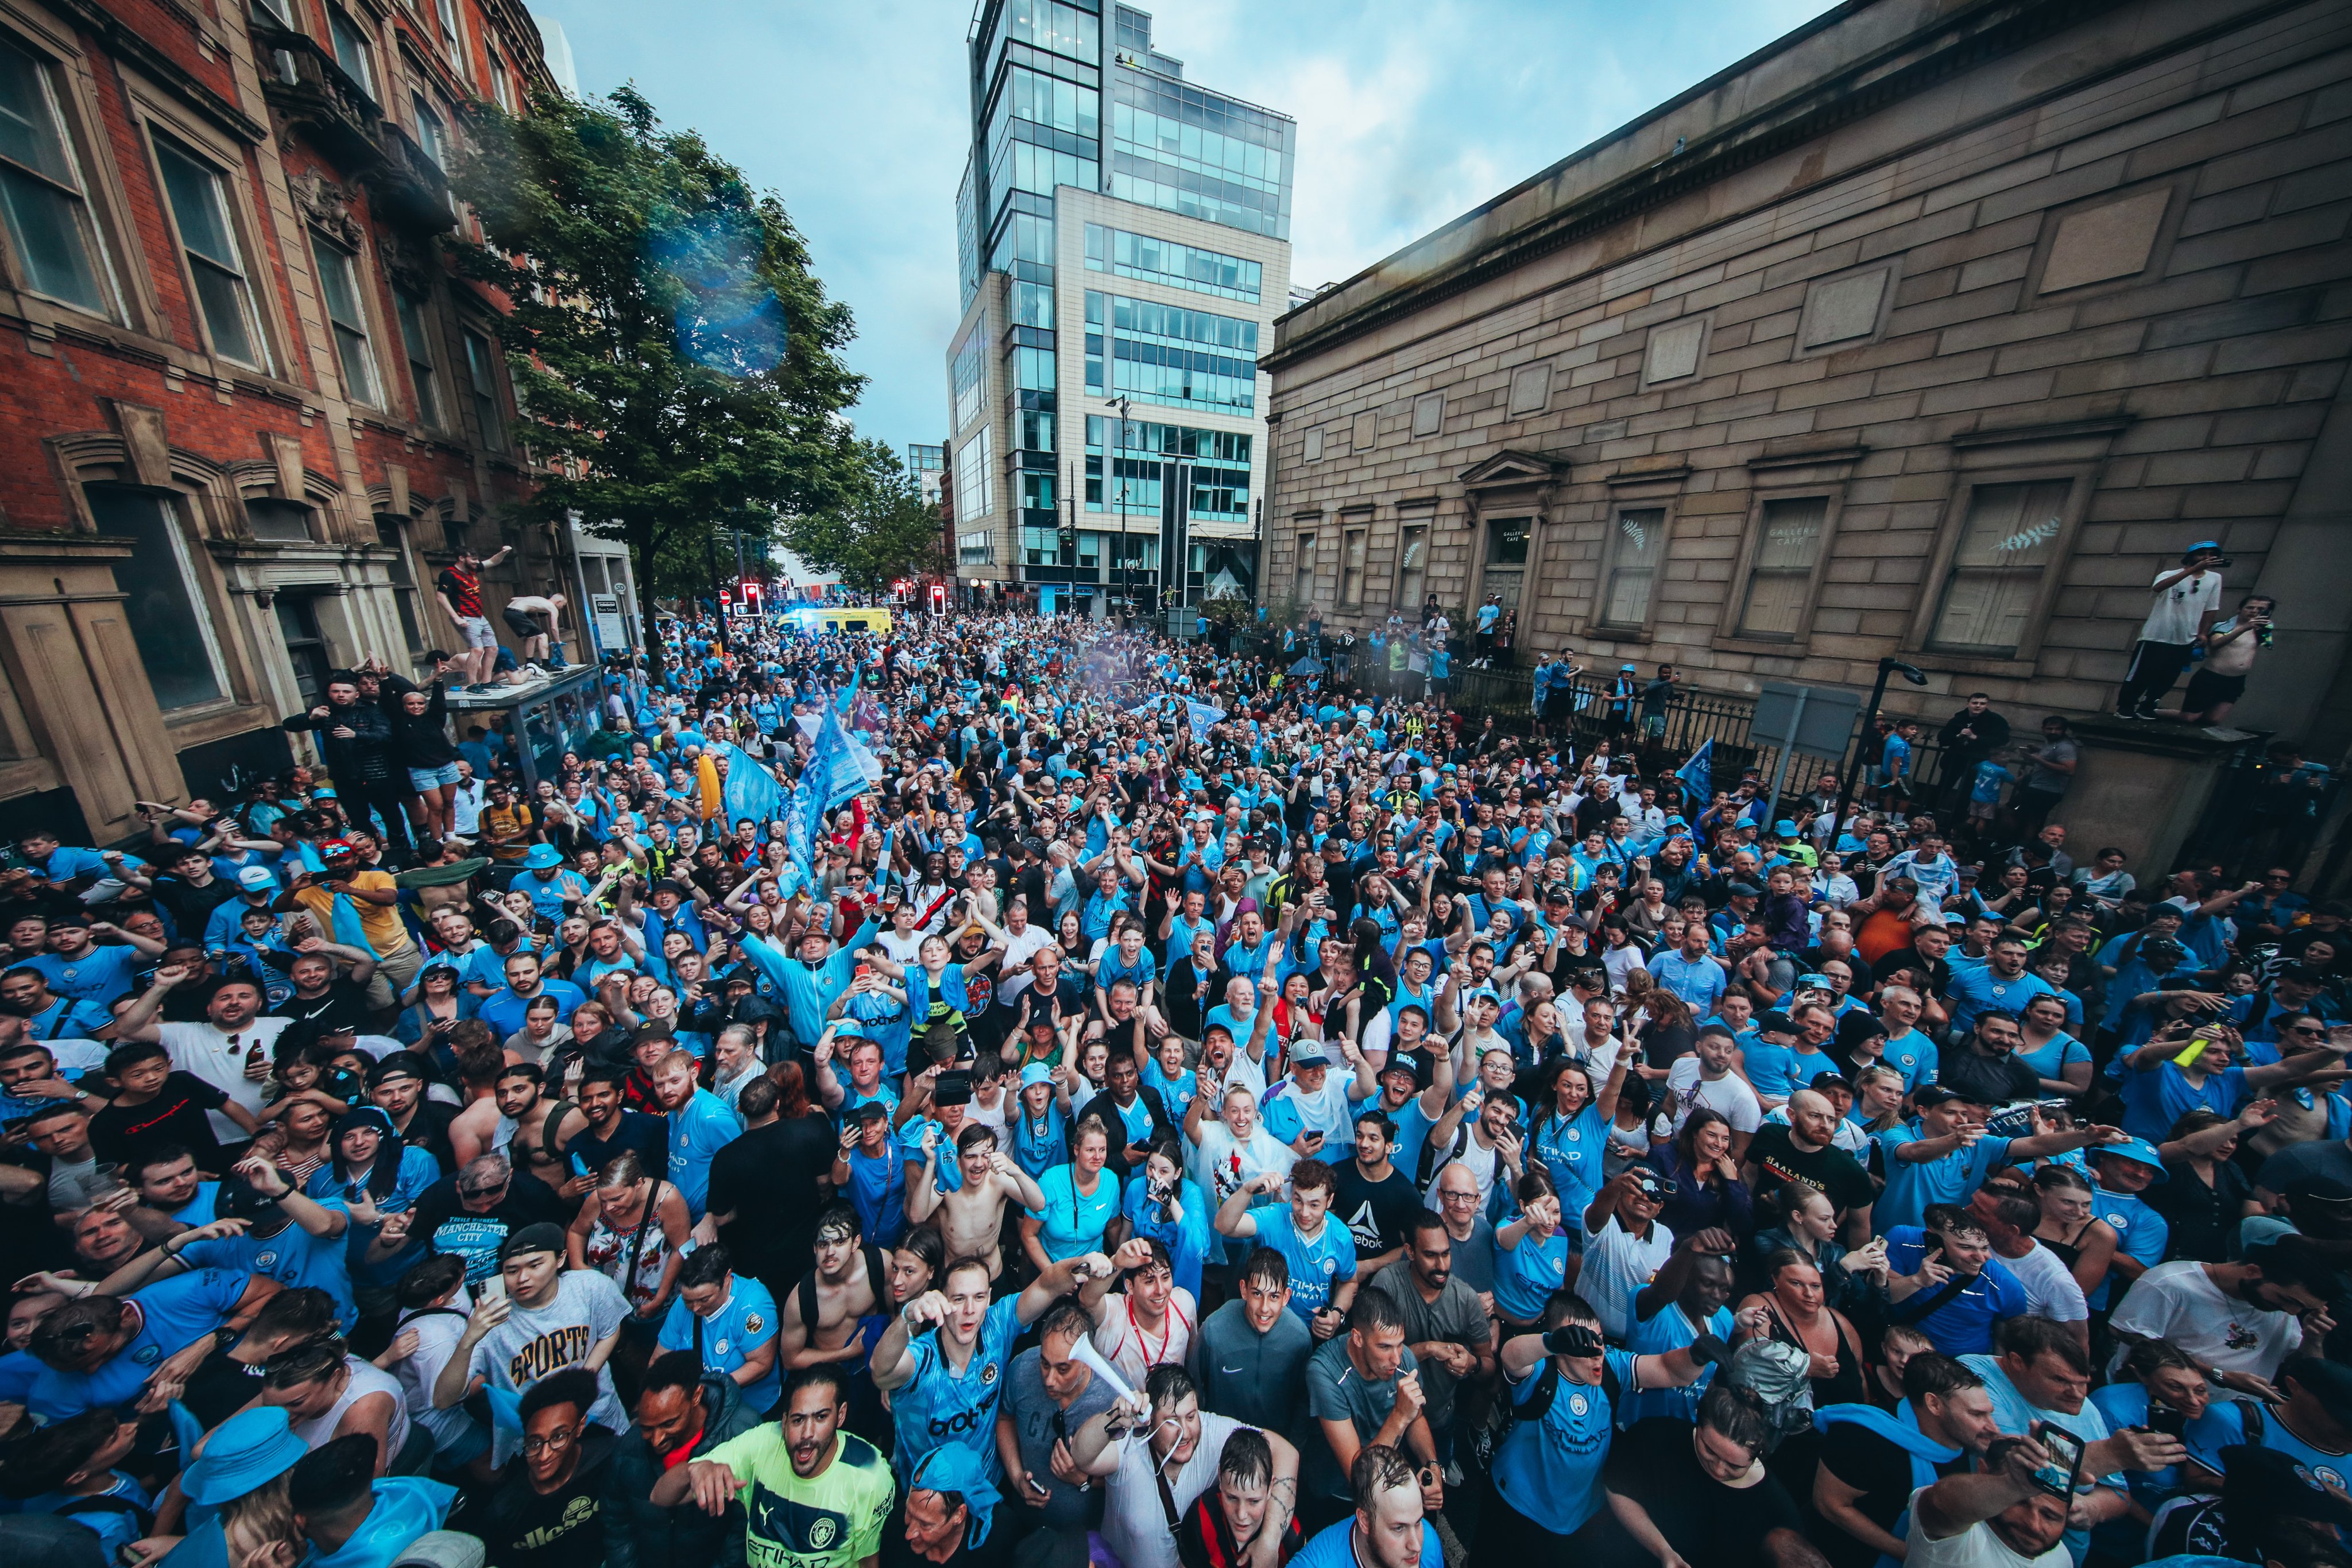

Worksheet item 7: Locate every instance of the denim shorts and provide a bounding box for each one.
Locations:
[408,762,463,791]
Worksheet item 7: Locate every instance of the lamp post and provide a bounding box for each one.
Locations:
[1111,395,1133,617]
[1832,656,1930,836]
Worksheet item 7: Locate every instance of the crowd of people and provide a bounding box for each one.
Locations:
[0,593,2347,1568]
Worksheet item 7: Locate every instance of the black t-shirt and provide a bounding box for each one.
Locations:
[465,1430,610,1568]
[88,1071,231,1168]
[1874,948,1951,1001]
[151,874,239,940]
[270,978,373,1036]
[180,1348,270,1433]
[409,1170,564,1283]
[705,1116,838,1292]
[2145,1156,2255,1264]
[566,1109,667,1184]
[1936,1041,2040,1107]
[1745,1122,1875,1216]
[1814,1418,1971,1568]
[389,1099,462,1176]
[1603,1417,1803,1568]
[1329,1161,1422,1261]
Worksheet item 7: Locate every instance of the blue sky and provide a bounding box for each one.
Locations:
[525,0,1840,466]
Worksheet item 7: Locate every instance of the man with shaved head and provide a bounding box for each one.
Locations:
[1742,1088,1876,1244]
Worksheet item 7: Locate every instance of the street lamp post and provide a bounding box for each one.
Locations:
[1832,656,1930,835]
[1111,395,1132,617]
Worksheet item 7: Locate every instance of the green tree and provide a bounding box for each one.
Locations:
[444,86,865,677]
[782,439,946,594]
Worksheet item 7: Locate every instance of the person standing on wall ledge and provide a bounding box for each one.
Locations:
[2114,541,2226,721]
[2163,591,2274,728]
[436,543,516,695]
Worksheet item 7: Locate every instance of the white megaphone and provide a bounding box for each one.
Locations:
[1070,1333,1141,1410]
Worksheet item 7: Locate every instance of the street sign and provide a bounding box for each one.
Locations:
[1754,681,1863,760]
[1752,680,1864,823]
[591,594,627,652]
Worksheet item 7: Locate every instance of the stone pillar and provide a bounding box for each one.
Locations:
[2059,717,2250,876]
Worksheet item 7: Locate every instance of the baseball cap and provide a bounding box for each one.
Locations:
[237,866,278,891]
[1794,973,1835,992]
[318,838,357,861]
[1379,1051,1428,1087]
[1290,1043,1332,1069]
[2082,1136,2166,1183]
[367,1052,430,1087]
[1727,882,1761,899]
[2183,540,2223,560]
[1912,1085,1982,1108]
[498,1222,566,1263]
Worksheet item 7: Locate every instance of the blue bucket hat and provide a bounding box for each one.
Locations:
[183,1407,309,1504]
[908,1443,1001,1547]
[2094,1136,2169,1182]
[521,844,563,870]
[1019,1062,1055,1090]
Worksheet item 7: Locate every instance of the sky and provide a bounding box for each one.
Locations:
[525,0,1842,466]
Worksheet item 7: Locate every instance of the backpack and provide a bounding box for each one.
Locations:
[1464,1352,1620,1478]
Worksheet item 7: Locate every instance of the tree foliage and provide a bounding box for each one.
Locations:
[780,439,946,594]
[443,86,866,674]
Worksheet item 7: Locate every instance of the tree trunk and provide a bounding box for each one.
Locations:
[628,524,668,687]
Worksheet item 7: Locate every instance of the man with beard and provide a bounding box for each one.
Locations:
[363,1054,458,1176]
[652,1362,895,1568]
[1362,1212,1490,1452]
[994,1298,1125,1558]
[1812,1353,2002,1568]
[1072,1363,1301,1568]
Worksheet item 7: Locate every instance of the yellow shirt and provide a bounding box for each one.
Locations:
[292,868,409,955]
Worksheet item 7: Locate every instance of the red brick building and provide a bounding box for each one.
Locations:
[0,0,559,845]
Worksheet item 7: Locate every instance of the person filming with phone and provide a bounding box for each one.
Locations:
[2163,591,2277,726]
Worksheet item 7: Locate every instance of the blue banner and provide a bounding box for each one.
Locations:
[719,742,783,829]
[1676,738,1713,806]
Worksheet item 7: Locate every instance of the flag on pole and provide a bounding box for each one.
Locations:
[718,743,783,829]
[1184,699,1225,742]
[807,700,879,809]
[1676,738,1713,805]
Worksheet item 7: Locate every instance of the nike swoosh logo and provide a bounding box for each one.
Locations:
[1221,1365,1243,1375]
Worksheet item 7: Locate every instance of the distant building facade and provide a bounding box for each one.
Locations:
[0,0,555,844]
[944,1,1293,613]
[1263,0,2352,754]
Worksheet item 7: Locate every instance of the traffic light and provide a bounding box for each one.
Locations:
[741,581,761,609]
[929,584,947,614]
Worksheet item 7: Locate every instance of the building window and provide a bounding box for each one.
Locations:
[85,486,226,711]
[244,498,314,541]
[1293,532,1314,602]
[1736,496,1828,641]
[274,593,333,709]
[488,52,513,112]
[432,0,468,71]
[1021,525,1069,567]
[0,38,119,319]
[152,135,269,371]
[1012,346,1055,392]
[956,427,993,521]
[327,9,377,102]
[1084,290,1257,413]
[1083,222,1262,304]
[951,317,986,432]
[250,0,296,23]
[1340,525,1367,608]
[375,514,424,653]
[411,95,447,168]
[1599,507,1666,630]
[463,331,504,448]
[308,234,381,405]
[1929,479,2072,657]
[958,529,995,565]
[396,292,443,428]
[1482,516,1531,613]
[1009,280,1053,328]
[1395,523,1428,610]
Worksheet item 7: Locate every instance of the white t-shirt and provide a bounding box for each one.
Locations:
[395,1291,481,1454]
[1102,1411,1248,1568]
[2108,1260,2302,1391]
[1092,1287,1198,1388]
[2137,568,2222,645]
[158,1018,290,1139]
[1190,1121,1294,1214]
[992,926,1057,1001]
[1659,1058,1763,1136]
[292,1356,411,1463]
[1903,1489,2071,1568]
[2002,1241,2088,1324]
[465,1270,632,1465]
[1579,1214,1675,1342]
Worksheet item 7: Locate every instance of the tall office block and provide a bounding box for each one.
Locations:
[945,1,1292,612]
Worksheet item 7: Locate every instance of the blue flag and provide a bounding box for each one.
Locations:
[807,702,876,811]
[1676,738,1713,805]
[1184,699,1225,742]
[719,743,783,830]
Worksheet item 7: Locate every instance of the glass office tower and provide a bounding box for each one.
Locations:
[945,1,1293,611]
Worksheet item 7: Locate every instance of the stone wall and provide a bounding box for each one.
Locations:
[1263,0,2352,753]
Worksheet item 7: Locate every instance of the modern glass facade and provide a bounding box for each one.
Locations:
[950,0,1289,599]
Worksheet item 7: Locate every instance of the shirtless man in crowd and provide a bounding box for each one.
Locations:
[908,1123,1046,1280]
[450,1061,586,1187]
